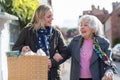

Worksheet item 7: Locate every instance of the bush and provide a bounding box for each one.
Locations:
[113,38,120,46]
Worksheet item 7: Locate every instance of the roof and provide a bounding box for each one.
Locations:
[95,14,110,23]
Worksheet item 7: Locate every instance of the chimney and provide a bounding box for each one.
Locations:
[91,5,96,10]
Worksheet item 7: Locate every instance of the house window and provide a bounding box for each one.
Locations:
[9,22,20,50]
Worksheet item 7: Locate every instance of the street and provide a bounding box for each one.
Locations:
[61,59,120,80]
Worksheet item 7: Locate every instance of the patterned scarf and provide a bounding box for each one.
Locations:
[36,27,52,58]
[93,37,111,65]
[93,37,117,73]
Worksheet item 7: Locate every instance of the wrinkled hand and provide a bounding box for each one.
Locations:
[102,75,113,80]
[102,70,114,80]
[53,53,63,62]
[21,46,31,54]
[48,59,52,69]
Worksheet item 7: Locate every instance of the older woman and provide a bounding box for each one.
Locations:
[12,4,67,80]
[54,15,115,80]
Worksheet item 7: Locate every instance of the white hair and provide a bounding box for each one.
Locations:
[79,15,104,37]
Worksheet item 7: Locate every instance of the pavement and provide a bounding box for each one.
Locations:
[60,59,70,80]
[60,59,120,80]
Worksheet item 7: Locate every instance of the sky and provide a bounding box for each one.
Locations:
[51,0,120,28]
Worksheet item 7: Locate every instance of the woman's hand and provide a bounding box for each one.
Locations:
[102,69,114,80]
[102,75,113,80]
[48,59,52,69]
[53,53,63,62]
[21,46,31,54]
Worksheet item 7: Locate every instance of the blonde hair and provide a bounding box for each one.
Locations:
[30,4,52,31]
[79,15,104,37]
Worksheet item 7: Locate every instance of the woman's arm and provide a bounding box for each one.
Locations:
[12,27,28,52]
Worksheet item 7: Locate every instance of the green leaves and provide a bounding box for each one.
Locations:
[0,0,39,29]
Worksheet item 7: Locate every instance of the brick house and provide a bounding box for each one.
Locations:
[83,5,108,15]
[104,2,120,47]
[104,7,120,46]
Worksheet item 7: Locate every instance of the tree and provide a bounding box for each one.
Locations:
[0,0,39,29]
[67,28,79,38]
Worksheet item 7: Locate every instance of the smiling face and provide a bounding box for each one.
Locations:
[44,9,53,27]
[80,20,94,39]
